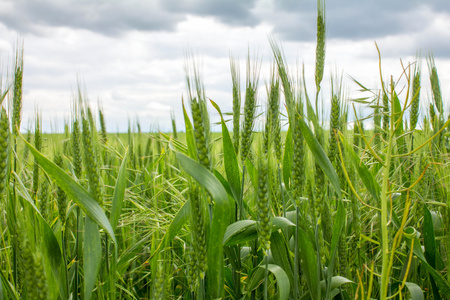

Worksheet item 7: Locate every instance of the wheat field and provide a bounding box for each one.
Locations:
[0,2,449,300]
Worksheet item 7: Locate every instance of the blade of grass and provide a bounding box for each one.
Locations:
[211,100,242,210]
[176,152,231,298]
[223,217,295,246]
[84,216,102,300]
[326,200,346,299]
[298,227,321,300]
[298,116,341,198]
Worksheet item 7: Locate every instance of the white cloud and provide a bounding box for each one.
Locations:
[0,0,449,133]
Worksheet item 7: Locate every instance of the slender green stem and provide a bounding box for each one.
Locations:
[12,142,18,287]
[240,165,246,220]
[380,95,395,300]
[74,206,81,300]
[278,166,285,219]
[251,238,258,300]
[61,229,70,298]
[234,165,246,299]
[198,277,205,300]
[294,206,299,298]
[264,256,268,300]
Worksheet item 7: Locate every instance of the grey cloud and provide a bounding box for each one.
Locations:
[162,0,259,26]
[0,0,182,36]
[268,0,450,58]
[272,0,450,40]
[2,0,450,43]
[0,0,261,37]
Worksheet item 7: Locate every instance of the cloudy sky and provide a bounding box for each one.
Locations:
[0,0,449,132]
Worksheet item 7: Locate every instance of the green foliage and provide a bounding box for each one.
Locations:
[0,4,448,299]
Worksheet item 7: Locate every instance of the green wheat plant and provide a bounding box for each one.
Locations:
[0,1,449,299]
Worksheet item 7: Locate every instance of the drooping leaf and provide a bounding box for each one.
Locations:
[223,220,256,245]
[247,264,290,300]
[339,131,380,203]
[324,276,354,292]
[270,231,294,287]
[298,117,341,198]
[84,216,102,300]
[261,264,290,300]
[211,100,242,206]
[223,217,295,246]
[404,227,450,295]
[300,276,354,300]
[22,135,116,244]
[404,282,425,300]
[176,152,231,298]
[14,173,68,300]
[160,131,188,155]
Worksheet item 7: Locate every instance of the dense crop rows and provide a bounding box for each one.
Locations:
[1,2,449,299]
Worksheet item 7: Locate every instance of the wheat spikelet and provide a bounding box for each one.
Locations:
[328,93,340,166]
[429,103,436,131]
[144,136,152,167]
[55,153,68,225]
[22,129,31,162]
[189,184,207,279]
[186,60,211,169]
[270,38,295,115]
[315,0,326,94]
[338,229,348,277]
[32,113,42,199]
[264,71,281,158]
[410,62,421,131]
[191,98,211,170]
[12,46,23,137]
[171,110,178,139]
[240,54,260,163]
[98,107,108,144]
[38,173,50,221]
[230,56,241,154]
[19,222,48,299]
[82,112,103,206]
[292,101,305,203]
[257,149,271,254]
[153,262,165,300]
[128,122,137,170]
[63,121,71,156]
[349,190,361,275]
[72,118,83,180]
[428,56,443,116]
[0,108,9,199]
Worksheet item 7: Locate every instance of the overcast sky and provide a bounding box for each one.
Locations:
[0,0,449,132]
